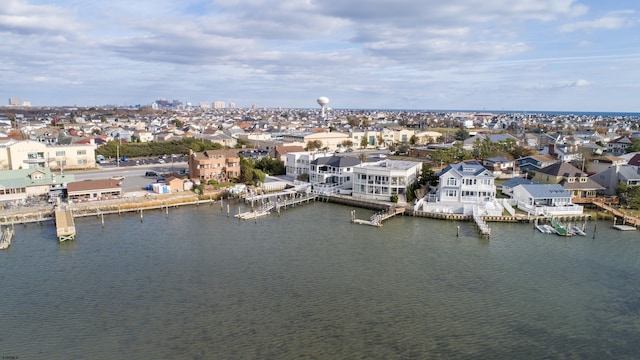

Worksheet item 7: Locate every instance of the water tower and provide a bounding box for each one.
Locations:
[317,96,329,118]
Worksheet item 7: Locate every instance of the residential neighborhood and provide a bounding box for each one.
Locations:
[2,104,640,218]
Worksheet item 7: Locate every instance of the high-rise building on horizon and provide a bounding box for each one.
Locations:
[213,101,226,109]
[8,97,20,106]
[229,102,236,109]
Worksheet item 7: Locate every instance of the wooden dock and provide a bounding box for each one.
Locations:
[351,207,405,227]
[235,193,318,220]
[55,209,76,242]
[585,199,640,228]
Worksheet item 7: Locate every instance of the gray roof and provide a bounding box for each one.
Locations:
[311,155,361,168]
[443,161,492,177]
[516,183,571,198]
[617,165,640,181]
[501,177,538,188]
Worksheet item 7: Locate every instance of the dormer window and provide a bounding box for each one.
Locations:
[579,177,587,183]
[567,177,575,183]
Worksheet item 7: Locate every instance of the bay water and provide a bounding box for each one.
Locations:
[1,202,639,359]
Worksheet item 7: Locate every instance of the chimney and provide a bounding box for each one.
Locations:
[548,143,555,156]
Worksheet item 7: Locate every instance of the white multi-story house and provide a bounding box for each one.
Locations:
[285,151,333,179]
[437,161,496,203]
[414,161,502,216]
[352,159,422,201]
[309,155,360,188]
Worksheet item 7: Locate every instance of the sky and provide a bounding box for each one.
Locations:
[1,0,639,112]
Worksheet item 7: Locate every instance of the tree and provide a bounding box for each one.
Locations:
[626,138,640,153]
[306,140,323,151]
[360,136,369,148]
[454,127,470,141]
[255,157,285,175]
[616,183,640,209]
[509,145,534,160]
[341,140,354,149]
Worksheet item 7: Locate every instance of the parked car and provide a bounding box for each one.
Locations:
[156,178,166,183]
[145,171,159,177]
[158,159,165,164]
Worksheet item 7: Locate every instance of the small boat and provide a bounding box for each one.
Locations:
[550,218,572,236]
[570,225,587,236]
[0,227,14,250]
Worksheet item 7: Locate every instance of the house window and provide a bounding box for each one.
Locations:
[447,178,457,186]
[56,151,65,156]
[77,150,86,155]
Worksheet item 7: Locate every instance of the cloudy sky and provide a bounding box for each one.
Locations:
[1,0,639,112]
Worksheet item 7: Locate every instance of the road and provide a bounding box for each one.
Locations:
[70,161,188,193]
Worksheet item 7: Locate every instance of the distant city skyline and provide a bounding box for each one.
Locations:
[2,0,639,112]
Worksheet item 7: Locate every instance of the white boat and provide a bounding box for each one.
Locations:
[0,227,14,250]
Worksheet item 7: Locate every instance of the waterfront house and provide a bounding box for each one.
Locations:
[414,161,503,216]
[188,149,240,183]
[67,179,122,202]
[285,151,333,179]
[591,165,640,196]
[0,167,75,204]
[309,155,361,191]
[437,161,496,203]
[511,183,583,216]
[352,159,422,202]
[532,162,604,198]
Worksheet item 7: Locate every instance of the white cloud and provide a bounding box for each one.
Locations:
[523,79,590,90]
[1,0,639,111]
[559,10,639,32]
[0,0,81,35]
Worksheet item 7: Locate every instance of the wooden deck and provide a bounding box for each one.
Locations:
[591,201,640,228]
[55,209,76,242]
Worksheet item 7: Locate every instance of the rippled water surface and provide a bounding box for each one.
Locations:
[1,202,639,359]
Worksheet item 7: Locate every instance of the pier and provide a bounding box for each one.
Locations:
[235,192,318,220]
[55,209,76,242]
[351,207,405,227]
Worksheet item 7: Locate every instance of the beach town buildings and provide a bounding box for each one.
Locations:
[0,140,97,171]
[591,164,640,196]
[309,155,361,190]
[352,159,422,202]
[188,149,241,183]
[511,183,582,216]
[285,151,333,179]
[414,161,503,216]
[0,167,75,204]
[531,162,604,198]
